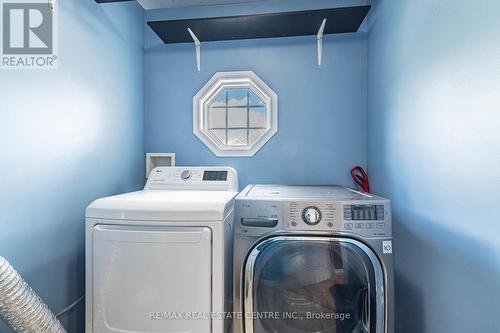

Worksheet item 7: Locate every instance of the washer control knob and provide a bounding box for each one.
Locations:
[302,206,322,225]
[180,170,192,180]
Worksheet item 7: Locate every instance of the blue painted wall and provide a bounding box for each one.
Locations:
[367,0,500,331]
[144,1,369,188]
[0,1,144,332]
[3,1,497,332]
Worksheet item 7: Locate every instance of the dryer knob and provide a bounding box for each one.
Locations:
[302,207,322,225]
[180,170,192,180]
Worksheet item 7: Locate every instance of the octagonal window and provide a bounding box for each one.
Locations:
[193,71,278,157]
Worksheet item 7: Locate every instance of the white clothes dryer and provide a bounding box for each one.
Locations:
[85,167,238,333]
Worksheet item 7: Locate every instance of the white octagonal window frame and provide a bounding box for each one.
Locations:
[193,71,278,157]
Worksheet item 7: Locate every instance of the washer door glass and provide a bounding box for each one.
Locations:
[244,237,383,333]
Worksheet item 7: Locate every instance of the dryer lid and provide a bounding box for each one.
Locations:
[86,190,237,221]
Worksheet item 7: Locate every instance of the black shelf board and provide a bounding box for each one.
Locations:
[148,6,370,44]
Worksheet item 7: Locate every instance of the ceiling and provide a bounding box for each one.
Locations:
[136,0,269,10]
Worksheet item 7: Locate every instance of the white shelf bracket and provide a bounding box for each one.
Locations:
[187,28,201,72]
[317,18,327,66]
[48,0,56,11]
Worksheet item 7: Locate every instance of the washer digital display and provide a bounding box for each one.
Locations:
[345,204,385,221]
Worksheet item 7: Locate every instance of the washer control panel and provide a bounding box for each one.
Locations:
[285,201,391,237]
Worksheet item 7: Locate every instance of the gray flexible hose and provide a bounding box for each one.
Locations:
[0,256,67,333]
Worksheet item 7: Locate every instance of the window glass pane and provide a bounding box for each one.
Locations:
[210,91,227,108]
[227,88,249,107]
[249,128,265,145]
[209,108,226,129]
[250,239,377,333]
[227,107,247,128]
[227,129,247,146]
[249,108,267,128]
[210,129,226,145]
[248,89,265,107]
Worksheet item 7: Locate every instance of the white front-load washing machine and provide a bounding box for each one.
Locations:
[233,185,394,333]
[85,167,238,333]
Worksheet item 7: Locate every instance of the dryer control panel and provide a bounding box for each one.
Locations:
[145,167,238,192]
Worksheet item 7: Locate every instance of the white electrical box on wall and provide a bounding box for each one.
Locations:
[146,153,176,178]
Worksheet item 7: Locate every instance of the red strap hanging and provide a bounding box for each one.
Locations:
[351,166,370,193]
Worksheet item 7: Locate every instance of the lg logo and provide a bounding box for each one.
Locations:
[2,2,53,55]
[382,241,393,254]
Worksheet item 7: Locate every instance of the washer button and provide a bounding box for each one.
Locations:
[344,223,353,230]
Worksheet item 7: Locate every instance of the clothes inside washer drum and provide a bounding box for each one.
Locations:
[255,282,366,333]
[251,240,375,333]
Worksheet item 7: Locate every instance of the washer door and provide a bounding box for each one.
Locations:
[244,236,384,333]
